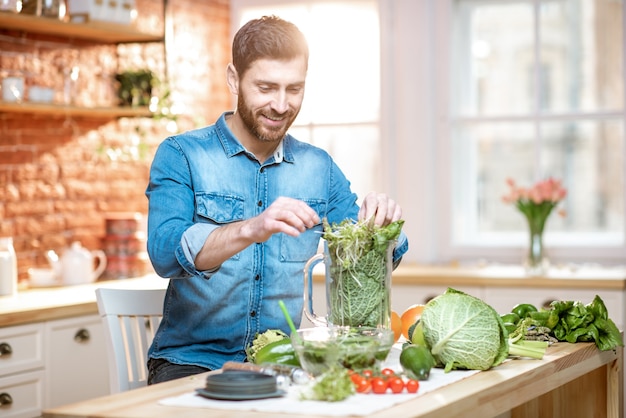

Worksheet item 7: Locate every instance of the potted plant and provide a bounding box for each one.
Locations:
[115,69,156,107]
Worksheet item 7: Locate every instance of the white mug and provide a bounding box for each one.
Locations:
[29,85,55,103]
[2,77,25,102]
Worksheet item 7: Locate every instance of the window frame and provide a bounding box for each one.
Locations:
[433,0,626,266]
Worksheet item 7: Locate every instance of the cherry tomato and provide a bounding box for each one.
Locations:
[351,374,371,393]
[381,368,396,378]
[406,379,420,393]
[361,369,374,378]
[371,377,388,394]
[388,377,405,394]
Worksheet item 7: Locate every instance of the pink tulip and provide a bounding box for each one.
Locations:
[501,177,567,213]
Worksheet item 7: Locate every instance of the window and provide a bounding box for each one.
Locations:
[446,0,625,262]
[229,1,626,265]
[230,0,381,201]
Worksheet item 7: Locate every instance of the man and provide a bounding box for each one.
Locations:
[145,15,409,384]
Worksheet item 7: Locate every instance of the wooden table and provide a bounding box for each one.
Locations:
[43,342,623,418]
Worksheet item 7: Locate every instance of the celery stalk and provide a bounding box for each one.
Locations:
[508,339,548,360]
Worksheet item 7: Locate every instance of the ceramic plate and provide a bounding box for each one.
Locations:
[195,388,285,401]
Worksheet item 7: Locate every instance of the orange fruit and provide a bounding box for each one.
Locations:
[401,304,425,340]
[391,310,402,342]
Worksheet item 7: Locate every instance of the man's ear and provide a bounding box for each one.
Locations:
[226,63,239,96]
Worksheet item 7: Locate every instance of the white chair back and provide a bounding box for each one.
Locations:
[95,287,166,393]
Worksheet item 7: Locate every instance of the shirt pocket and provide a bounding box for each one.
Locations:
[195,192,245,260]
[196,192,245,223]
[280,199,327,262]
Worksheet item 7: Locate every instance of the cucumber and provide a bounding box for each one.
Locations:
[399,344,436,381]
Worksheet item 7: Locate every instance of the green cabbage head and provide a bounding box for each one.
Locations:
[421,288,508,372]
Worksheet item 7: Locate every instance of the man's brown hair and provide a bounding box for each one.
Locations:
[232,15,309,77]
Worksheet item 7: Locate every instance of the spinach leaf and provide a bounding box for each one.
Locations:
[550,295,623,351]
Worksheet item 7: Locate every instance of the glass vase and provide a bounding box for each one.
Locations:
[525,225,549,276]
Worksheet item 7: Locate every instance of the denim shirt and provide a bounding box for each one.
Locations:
[145,112,409,370]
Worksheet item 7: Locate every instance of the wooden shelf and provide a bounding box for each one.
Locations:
[0,13,163,43]
[0,101,153,118]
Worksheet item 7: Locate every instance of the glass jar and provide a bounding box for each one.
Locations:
[304,239,395,329]
[0,237,18,297]
[41,0,65,19]
[20,0,39,15]
[0,0,22,13]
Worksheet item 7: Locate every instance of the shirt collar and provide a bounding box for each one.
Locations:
[272,139,284,163]
[216,112,294,164]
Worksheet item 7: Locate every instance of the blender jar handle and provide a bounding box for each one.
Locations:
[303,253,327,326]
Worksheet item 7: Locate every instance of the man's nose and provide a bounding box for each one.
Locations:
[270,91,289,113]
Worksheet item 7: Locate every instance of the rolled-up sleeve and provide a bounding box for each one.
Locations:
[179,223,221,278]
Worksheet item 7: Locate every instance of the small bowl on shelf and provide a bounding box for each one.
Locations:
[291,326,394,376]
[28,268,59,287]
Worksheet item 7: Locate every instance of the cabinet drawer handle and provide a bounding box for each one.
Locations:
[74,328,91,343]
[0,392,12,406]
[0,343,12,357]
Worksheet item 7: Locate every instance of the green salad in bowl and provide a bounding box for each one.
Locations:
[291,326,394,376]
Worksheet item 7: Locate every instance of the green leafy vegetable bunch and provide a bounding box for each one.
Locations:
[549,296,623,351]
[300,365,355,402]
[503,296,623,352]
[322,218,404,327]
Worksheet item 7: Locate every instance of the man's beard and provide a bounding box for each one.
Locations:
[237,93,299,143]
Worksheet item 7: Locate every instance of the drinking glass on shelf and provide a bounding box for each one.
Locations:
[0,0,22,13]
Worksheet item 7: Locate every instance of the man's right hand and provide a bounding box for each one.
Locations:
[242,196,321,242]
[195,197,319,271]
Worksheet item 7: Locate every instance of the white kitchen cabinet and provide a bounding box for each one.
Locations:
[391,284,484,311]
[0,323,45,418]
[0,315,110,417]
[45,315,110,408]
[0,370,45,418]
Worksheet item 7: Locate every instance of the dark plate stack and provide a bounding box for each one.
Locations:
[100,212,149,280]
[196,370,285,401]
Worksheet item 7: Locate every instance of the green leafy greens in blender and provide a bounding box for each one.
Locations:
[322,218,404,327]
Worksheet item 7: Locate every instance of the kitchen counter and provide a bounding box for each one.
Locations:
[2,264,625,327]
[0,275,168,327]
[388,263,626,289]
[42,340,623,418]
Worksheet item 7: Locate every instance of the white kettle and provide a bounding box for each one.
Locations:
[48,242,107,285]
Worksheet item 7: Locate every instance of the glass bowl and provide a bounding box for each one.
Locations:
[291,326,394,376]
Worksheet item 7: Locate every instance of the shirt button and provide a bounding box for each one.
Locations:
[255,275,260,281]
[257,200,262,207]
[250,311,256,317]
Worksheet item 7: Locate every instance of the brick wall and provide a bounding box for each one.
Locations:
[0,0,231,282]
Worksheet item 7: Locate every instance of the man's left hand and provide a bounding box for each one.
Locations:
[358,192,403,226]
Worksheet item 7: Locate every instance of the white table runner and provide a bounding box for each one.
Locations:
[158,346,481,416]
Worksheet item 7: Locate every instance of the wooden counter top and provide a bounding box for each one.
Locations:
[0,275,168,328]
[2,264,625,328]
[42,341,623,418]
[388,264,626,289]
